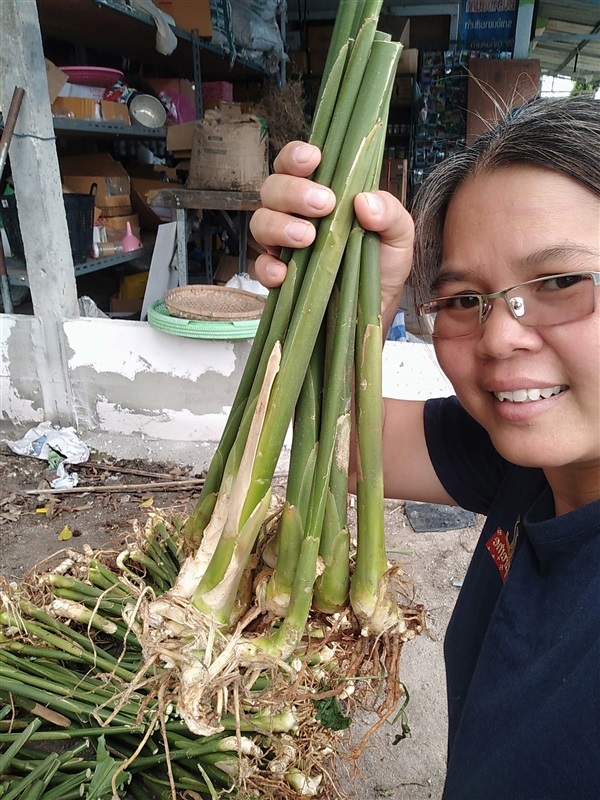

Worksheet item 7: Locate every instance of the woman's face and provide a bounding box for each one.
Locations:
[434,165,600,478]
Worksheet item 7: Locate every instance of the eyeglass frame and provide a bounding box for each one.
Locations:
[417,270,600,339]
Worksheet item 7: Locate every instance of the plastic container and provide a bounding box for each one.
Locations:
[120,271,148,299]
[121,221,142,252]
[0,193,95,263]
[93,242,124,258]
[148,300,260,340]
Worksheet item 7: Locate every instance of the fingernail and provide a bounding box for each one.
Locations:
[363,192,384,214]
[285,219,311,241]
[306,186,332,210]
[293,144,314,163]
[267,262,286,281]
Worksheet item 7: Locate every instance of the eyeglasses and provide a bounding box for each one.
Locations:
[418,271,600,339]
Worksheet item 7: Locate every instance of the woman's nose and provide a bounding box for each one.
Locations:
[475,297,543,359]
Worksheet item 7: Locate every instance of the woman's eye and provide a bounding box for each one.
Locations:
[541,274,585,291]
[445,294,480,310]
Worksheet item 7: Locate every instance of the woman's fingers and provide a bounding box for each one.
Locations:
[254,252,289,288]
[354,191,415,312]
[251,142,336,288]
[259,172,336,219]
[251,145,415,295]
[354,190,414,254]
[273,141,322,176]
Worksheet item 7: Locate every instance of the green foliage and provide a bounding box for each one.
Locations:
[87,736,130,799]
[571,79,600,95]
[314,686,352,731]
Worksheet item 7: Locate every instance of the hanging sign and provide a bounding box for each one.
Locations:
[459,0,519,51]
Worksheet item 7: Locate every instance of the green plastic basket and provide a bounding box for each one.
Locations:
[147,300,260,340]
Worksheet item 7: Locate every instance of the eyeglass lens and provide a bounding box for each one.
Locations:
[424,273,597,338]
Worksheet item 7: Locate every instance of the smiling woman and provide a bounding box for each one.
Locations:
[427,165,600,485]
[250,94,600,800]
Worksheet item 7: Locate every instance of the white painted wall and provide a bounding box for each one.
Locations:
[1,314,453,468]
[1,315,253,465]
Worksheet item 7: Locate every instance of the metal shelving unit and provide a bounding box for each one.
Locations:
[52,118,167,139]
[37,0,268,89]
[2,0,271,299]
[6,248,145,288]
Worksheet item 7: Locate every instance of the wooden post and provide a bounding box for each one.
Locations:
[0,0,78,426]
[0,0,79,320]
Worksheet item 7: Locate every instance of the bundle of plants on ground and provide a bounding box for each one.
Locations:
[0,2,424,797]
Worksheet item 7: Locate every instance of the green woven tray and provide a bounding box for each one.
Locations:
[148,300,260,340]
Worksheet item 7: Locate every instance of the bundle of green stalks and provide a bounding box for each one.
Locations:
[0,2,425,797]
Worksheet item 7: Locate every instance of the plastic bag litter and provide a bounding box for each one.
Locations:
[4,421,90,464]
[225,272,268,298]
[51,462,80,490]
[79,296,109,318]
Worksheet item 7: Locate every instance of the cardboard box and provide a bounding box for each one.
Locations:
[156,0,212,36]
[288,50,308,76]
[59,83,105,100]
[188,107,269,191]
[52,96,99,121]
[45,59,68,103]
[392,76,413,106]
[102,213,141,242]
[101,101,131,125]
[166,120,197,153]
[60,153,131,215]
[397,48,419,74]
[110,294,143,314]
[147,77,196,124]
[379,158,407,205]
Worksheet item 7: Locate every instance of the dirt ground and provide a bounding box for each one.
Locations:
[0,444,481,800]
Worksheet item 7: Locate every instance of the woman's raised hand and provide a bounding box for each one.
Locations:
[250,141,415,318]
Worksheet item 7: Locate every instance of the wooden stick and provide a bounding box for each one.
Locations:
[25,479,205,496]
[79,462,194,480]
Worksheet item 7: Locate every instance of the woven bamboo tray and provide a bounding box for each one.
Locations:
[164,285,265,321]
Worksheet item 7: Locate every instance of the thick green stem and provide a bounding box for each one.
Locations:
[315,0,384,188]
[350,229,399,635]
[191,343,281,623]
[0,718,41,775]
[242,40,401,533]
[184,291,278,547]
[265,326,324,615]
[267,223,364,654]
[183,0,363,552]
[313,0,362,113]
[313,227,363,613]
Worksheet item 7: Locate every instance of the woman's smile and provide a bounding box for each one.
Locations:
[492,384,568,403]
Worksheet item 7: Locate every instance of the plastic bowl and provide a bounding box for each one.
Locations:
[128,94,167,128]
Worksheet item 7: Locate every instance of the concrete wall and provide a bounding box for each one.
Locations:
[1,315,254,466]
[1,315,453,468]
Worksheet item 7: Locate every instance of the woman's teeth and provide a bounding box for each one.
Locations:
[494,385,566,403]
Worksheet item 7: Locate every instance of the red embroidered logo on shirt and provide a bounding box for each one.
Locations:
[486,519,520,583]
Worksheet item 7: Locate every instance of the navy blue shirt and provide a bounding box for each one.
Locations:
[424,397,600,800]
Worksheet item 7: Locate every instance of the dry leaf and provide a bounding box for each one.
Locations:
[58,525,72,541]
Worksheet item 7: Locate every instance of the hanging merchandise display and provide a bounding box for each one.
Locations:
[411,49,468,195]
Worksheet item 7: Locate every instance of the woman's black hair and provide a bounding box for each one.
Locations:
[411,94,600,297]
